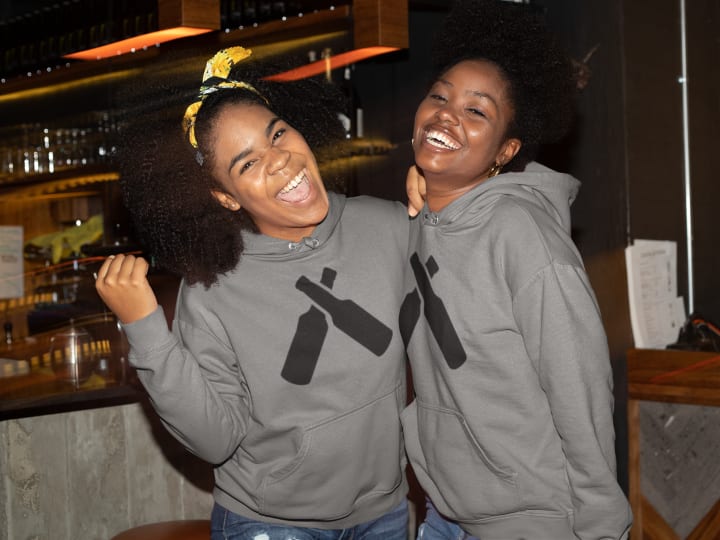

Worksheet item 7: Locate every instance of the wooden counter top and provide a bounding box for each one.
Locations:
[0,366,142,420]
[0,272,179,421]
[0,316,142,420]
[627,348,720,406]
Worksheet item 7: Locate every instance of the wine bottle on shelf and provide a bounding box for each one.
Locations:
[321,47,332,82]
[97,1,114,45]
[298,0,336,13]
[229,0,244,28]
[271,1,286,19]
[36,8,50,62]
[85,0,101,48]
[219,0,229,29]
[18,13,36,71]
[338,65,364,139]
[283,1,301,17]
[58,1,75,55]
[4,322,13,347]
[258,1,272,22]
[115,0,132,39]
[45,5,61,59]
[71,0,88,52]
[133,4,148,36]
[242,0,258,24]
[0,19,11,75]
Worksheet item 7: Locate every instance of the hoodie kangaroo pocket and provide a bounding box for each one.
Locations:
[415,400,522,521]
[259,387,403,520]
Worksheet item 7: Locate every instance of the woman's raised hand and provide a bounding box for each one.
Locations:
[406,165,426,217]
[95,254,158,324]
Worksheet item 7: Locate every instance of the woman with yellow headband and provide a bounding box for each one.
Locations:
[95,47,410,539]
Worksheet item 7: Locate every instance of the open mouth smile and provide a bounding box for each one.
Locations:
[276,168,312,203]
[424,129,461,150]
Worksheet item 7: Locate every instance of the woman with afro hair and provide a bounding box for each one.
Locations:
[96,46,411,539]
[400,1,632,539]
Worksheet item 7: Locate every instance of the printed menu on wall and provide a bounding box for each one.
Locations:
[625,239,686,349]
[0,226,23,300]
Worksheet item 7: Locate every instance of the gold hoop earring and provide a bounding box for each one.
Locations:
[487,162,503,178]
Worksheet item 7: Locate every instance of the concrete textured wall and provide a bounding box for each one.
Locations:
[641,402,720,537]
[0,402,214,540]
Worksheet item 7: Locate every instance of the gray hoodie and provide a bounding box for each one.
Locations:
[400,162,632,539]
[123,192,409,528]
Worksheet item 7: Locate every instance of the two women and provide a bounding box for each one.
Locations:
[97,1,633,537]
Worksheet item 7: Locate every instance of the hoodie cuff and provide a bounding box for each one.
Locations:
[121,306,173,357]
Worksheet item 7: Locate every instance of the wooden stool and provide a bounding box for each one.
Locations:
[110,519,210,540]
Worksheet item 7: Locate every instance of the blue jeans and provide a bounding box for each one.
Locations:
[416,500,479,540]
[211,499,408,540]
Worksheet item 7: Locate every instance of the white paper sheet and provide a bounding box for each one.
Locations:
[625,239,686,349]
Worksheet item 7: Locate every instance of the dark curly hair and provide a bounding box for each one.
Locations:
[431,0,576,171]
[116,52,346,288]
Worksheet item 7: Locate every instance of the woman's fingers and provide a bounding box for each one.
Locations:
[406,165,427,217]
[96,254,147,285]
[95,254,117,281]
[129,255,149,281]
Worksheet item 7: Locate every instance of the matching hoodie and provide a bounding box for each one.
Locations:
[400,162,632,539]
[122,163,632,539]
[122,192,410,528]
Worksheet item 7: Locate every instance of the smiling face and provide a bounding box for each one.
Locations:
[209,102,329,242]
[412,59,521,209]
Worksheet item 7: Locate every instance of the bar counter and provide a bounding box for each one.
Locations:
[0,313,143,420]
[0,271,180,420]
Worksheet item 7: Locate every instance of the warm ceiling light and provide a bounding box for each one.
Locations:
[265,46,399,82]
[63,27,214,61]
[63,0,219,61]
[267,0,407,82]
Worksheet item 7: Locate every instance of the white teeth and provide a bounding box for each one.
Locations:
[425,130,460,150]
[280,170,306,193]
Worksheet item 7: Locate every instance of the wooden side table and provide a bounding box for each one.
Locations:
[627,348,720,540]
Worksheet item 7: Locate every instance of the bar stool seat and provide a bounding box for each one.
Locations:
[110,519,210,540]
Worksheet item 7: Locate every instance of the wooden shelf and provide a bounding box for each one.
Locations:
[0,166,118,197]
[0,7,352,96]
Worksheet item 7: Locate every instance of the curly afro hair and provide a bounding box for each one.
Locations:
[431,0,577,171]
[116,51,347,288]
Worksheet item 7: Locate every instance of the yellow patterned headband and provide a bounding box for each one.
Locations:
[182,46,269,149]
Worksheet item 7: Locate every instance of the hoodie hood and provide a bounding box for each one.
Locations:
[425,162,580,234]
[240,191,346,258]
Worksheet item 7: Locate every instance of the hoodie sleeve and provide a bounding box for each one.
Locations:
[513,262,632,540]
[122,305,250,464]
